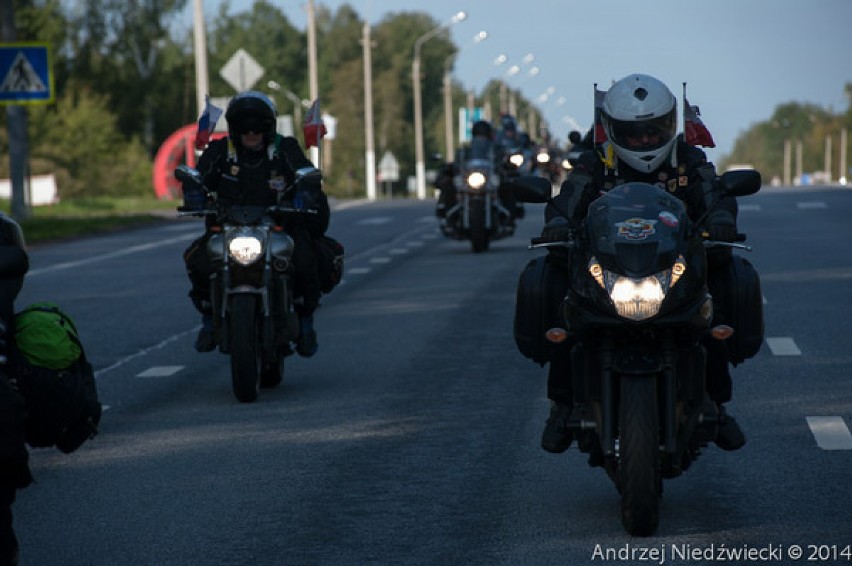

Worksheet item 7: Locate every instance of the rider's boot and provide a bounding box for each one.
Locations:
[194,312,215,353]
[296,314,318,357]
[714,404,746,451]
[541,400,574,453]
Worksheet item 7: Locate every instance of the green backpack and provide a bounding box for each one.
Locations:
[15,302,83,370]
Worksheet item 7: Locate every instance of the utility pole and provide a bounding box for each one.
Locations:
[306,0,319,165]
[362,22,377,200]
[840,129,848,184]
[1,0,29,220]
[784,139,791,186]
[192,0,209,119]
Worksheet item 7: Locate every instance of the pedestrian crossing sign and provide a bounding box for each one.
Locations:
[0,43,54,105]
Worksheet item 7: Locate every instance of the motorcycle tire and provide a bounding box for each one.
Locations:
[618,376,661,536]
[229,294,261,403]
[469,202,489,253]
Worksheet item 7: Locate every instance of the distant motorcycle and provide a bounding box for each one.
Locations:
[440,138,515,253]
[511,170,763,535]
[175,165,320,402]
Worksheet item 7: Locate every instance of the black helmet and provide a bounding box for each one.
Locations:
[225,91,277,146]
[500,114,517,133]
[471,120,492,138]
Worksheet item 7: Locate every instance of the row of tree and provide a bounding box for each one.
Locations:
[1,0,850,200]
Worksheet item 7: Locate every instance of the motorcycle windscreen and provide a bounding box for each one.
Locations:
[458,138,495,172]
[585,183,688,277]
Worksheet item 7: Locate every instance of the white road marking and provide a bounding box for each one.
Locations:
[136,366,184,378]
[389,248,409,255]
[28,234,198,277]
[797,201,827,209]
[347,267,371,274]
[357,217,392,225]
[406,241,425,247]
[94,327,197,379]
[806,416,852,450]
[422,233,439,240]
[739,204,762,212]
[766,337,802,356]
[369,257,391,264]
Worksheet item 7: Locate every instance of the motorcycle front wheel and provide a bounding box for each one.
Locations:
[469,200,489,253]
[618,375,661,536]
[228,294,261,403]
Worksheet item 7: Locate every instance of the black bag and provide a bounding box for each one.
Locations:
[315,235,344,294]
[15,354,101,454]
[708,255,764,366]
[514,254,572,365]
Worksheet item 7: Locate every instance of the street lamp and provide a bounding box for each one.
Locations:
[443,30,487,161]
[267,80,305,133]
[413,10,467,200]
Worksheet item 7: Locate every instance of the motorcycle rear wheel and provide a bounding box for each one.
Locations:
[618,375,661,536]
[229,294,261,403]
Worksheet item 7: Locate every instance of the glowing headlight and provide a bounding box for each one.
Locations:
[509,153,525,168]
[466,171,487,189]
[561,158,573,170]
[588,255,687,321]
[536,152,551,164]
[229,234,263,265]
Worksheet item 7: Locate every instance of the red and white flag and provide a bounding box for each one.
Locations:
[684,98,715,148]
[194,95,223,150]
[593,85,608,144]
[303,98,327,148]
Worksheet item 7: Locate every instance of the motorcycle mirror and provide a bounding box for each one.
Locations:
[294,167,322,182]
[720,169,761,197]
[175,165,202,185]
[507,175,552,204]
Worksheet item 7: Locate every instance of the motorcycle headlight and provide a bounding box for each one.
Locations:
[228,229,264,265]
[561,158,573,170]
[536,152,551,164]
[588,255,686,321]
[509,153,525,168]
[466,171,487,190]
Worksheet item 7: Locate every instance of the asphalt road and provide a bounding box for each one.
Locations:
[11,187,852,565]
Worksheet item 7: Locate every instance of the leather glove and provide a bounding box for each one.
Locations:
[708,223,737,242]
[540,217,574,242]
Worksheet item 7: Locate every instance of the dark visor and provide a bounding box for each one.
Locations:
[608,112,676,151]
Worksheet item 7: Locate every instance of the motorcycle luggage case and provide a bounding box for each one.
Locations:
[514,254,571,366]
[709,255,764,365]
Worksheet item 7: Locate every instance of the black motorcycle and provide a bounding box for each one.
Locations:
[440,137,515,253]
[512,170,762,535]
[175,165,320,403]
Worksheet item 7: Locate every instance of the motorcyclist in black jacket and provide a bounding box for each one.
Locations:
[0,213,32,566]
[538,73,746,454]
[183,91,330,357]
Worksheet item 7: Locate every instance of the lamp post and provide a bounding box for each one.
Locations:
[413,10,466,200]
[267,80,305,133]
[443,30,487,161]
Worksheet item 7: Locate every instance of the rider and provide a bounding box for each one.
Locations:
[0,213,32,566]
[183,91,330,357]
[435,119,496,218]
[537,73,746,454]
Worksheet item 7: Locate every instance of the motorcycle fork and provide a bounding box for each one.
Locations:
[599,335,615,457]
[661,331,678,455]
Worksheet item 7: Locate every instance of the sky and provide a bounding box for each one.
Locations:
[188,0,852,162]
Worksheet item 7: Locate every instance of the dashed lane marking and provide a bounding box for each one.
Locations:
[347,267,371,275]
[766,337,802,356]
[797,201,827,210]
[369,257,391,264]
[356,217,392,225]
[739,204,762,212]
[136,366,185,378]
[806,416,852,450]
[389,248,409,255]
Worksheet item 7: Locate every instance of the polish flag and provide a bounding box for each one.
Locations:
[684,98,715,148]
[194,95,223,150]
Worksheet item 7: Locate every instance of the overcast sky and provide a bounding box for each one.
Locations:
[188,0,851,161]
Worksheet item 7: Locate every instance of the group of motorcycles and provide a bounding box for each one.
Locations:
[176,120,765,536]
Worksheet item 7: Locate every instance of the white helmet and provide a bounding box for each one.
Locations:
[601,74,677,172]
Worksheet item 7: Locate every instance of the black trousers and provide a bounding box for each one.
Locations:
[184,226,322,316]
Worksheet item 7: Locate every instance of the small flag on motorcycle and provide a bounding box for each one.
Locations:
[194,95,223,150]
[303,98,328,149]
[593,84,608,144]
[684,98,715,148]
[682,84,715,148]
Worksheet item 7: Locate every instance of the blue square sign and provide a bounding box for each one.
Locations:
[0,43,54,104]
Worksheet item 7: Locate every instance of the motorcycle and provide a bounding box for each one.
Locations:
[511,170,762,535]
[440,137,515,253]
[175,165,320,403]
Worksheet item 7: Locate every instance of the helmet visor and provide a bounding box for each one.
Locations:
[608,112,676,152]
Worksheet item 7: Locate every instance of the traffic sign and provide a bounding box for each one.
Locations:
[220,49,264,93]
[0,43,54,105]
[378,151,400,182]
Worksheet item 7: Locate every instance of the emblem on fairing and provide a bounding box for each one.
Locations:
[615,218,658,240]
